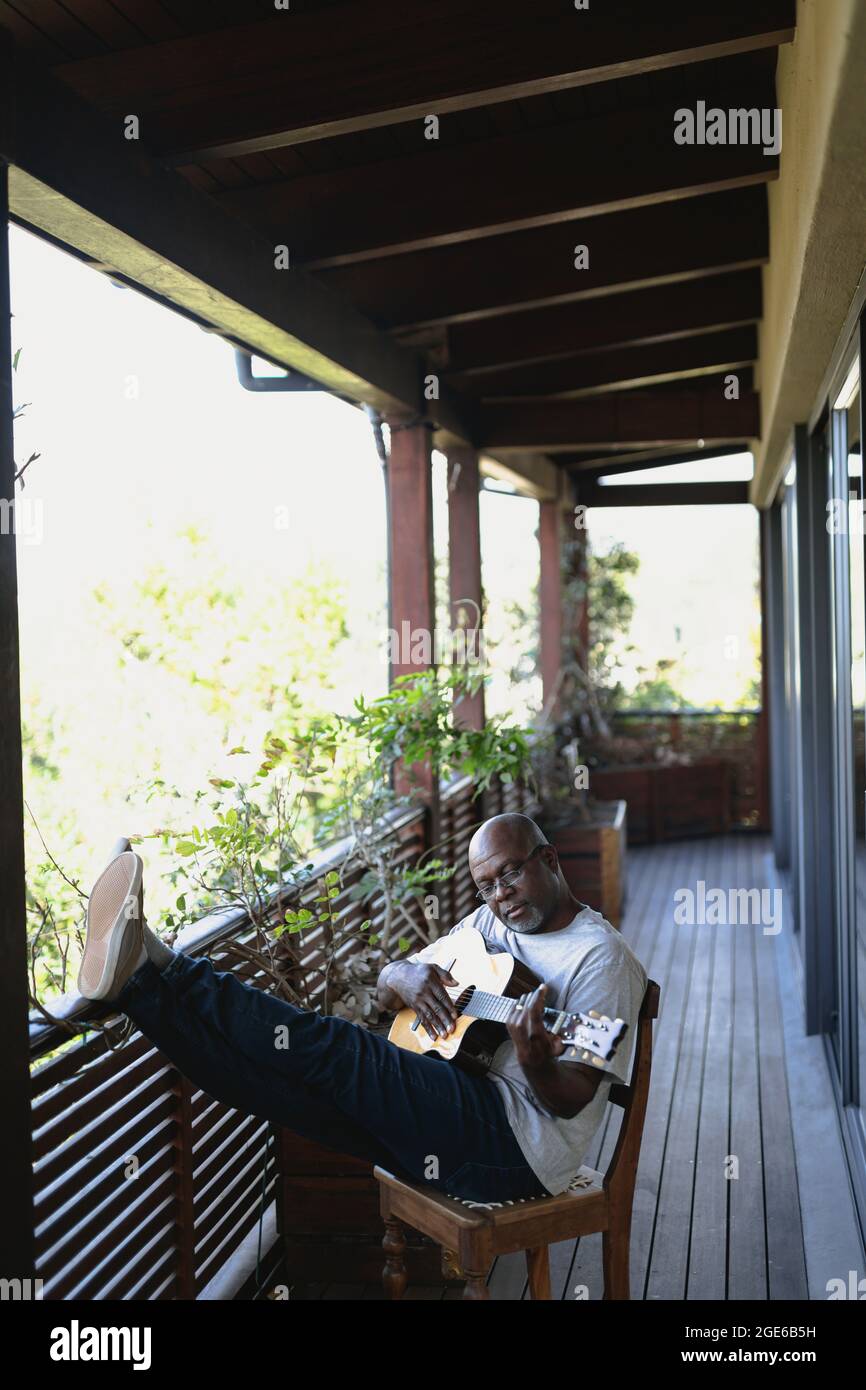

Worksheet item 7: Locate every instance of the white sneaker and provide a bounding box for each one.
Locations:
[78,851,147,1001]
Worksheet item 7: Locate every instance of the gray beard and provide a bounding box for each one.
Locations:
[505,905,546,933]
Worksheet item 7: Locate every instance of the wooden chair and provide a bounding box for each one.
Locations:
[374,979,660,1300]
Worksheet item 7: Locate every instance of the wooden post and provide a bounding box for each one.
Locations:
[385,416,438,816]
[540,478,587,721]
[539,500,564,717]
[446,446,484,731]
[0,124,36,1274]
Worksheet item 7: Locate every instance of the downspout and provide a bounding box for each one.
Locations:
[364,405,393,688]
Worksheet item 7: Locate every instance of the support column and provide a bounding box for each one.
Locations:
[539,500,563,717]
[540,477,588,721]
[0,150,36,1273]
[446,446,484,731]
[385,416,436,804]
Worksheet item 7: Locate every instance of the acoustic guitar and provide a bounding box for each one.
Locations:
[388,926,627,1078]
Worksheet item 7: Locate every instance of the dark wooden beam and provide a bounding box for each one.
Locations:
[50,1,796,162]
[446,271,762,379]
[386,418,438,808]
[447,447,485,731]
[0,40,478,446]
[576,480,751,506]
[478,328,758,401]
[564,443,747,475]
[215,89,779,267]
[320,188,769,330]
[480,388,760,451]
[539,500,565,714]
[0,130,35,1277]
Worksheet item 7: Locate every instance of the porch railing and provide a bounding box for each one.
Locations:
[28,774,531,1300]
[609,708,768,829]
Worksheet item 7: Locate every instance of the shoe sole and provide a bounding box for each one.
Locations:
[78,851,144,1001]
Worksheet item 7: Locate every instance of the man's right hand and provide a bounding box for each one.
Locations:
[384,962,461,1039]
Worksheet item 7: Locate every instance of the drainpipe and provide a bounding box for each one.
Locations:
[233,348,324,393]
[364,405,393,686]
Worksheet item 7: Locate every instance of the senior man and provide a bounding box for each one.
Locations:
[79,812,646,1202]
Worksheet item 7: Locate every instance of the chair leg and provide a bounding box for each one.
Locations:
[382,1216,409,1300]
[462,1268,490,1300]
[526,1245,551,1300]
[602,1215,631,1300]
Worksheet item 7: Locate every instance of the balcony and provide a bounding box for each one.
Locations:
[4,0,866,1316]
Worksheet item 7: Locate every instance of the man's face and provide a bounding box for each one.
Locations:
[469,830,560,933]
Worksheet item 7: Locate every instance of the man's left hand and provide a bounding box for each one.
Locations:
[506,983,566,1071]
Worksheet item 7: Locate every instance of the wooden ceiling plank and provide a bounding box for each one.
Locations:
[319,187,769,329]
[476,327,758,401]
[0,3,71,63]
[445,270,762,377]
[48,0,795,159]
[566,444,747,475]
[5,0,109,59]
[105,0,186,43]
[53,0,149,49]
[479,388,760,451]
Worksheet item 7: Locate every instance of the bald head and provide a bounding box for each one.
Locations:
[468,814,568,934]
[468,813,547,864]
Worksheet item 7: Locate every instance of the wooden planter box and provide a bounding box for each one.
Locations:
[276,1124,455,1287]
[543,799,627,928]
[590,759,732,844]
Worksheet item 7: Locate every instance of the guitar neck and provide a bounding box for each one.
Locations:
[462,989,560,1030]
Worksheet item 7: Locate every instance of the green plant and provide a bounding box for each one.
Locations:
[143,725,341,1010]
[318,668,536,972]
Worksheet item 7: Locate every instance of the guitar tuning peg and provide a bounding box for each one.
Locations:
[588,1010,600,1019]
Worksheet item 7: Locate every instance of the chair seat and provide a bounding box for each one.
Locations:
[445,1164,604,1214]
[374,1163,609,1256]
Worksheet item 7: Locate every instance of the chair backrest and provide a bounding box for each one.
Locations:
[602,979,660,1200]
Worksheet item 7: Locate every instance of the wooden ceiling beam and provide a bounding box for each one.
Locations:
[445,271,762,378]
[576,480,751,506]
[564,444,747,475]
[50,1,796,162]
[479,388,759,451]
[319,187,769,330]
[474,327,758,401]
[214,88,778,266]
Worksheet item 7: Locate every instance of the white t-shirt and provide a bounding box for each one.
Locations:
[406,902,648,1195]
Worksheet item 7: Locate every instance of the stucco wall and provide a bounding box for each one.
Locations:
[753,0,866,507]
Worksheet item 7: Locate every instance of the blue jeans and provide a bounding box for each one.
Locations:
[115,950,550,1203]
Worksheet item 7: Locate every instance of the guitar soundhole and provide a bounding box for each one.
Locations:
[454,986,475,1015]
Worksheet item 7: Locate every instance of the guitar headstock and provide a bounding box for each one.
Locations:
[552,1009,627,1068]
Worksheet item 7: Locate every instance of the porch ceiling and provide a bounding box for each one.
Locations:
[1,1,796,493]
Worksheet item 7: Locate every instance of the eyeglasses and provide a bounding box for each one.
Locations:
[475,844,545,902]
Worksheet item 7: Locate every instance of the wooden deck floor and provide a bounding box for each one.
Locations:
[295,835,861,1300]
